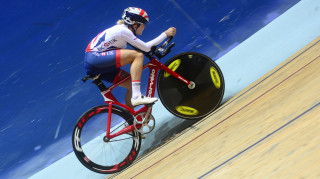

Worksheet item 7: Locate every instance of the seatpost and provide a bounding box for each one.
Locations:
[92,78,107,92]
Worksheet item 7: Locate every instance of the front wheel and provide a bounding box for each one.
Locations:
[72,105,141,174]
[157,52,224,120]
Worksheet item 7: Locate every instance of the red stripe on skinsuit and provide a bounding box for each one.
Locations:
[116,49,121,68]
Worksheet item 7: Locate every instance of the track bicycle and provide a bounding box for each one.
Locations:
[72,37,225,173]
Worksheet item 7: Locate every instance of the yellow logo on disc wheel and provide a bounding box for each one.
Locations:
[176,106,199,116]
[210,66,221,89]
[164,59,181,78]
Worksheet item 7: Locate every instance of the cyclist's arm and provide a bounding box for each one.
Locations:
[121,28,167,52]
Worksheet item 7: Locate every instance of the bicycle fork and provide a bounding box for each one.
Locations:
[157,60,195,89]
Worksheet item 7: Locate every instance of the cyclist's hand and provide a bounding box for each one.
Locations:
[164,27,176,37]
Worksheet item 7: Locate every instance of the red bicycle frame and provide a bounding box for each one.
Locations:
[103,57,191,139]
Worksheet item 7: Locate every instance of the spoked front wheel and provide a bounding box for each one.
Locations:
[72,105,141,174]
[157,52,224,120]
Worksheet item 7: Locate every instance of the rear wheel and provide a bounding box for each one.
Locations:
[72,105,141,174]
[157,52,224,120]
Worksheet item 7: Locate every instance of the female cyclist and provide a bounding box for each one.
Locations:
[84,7,176,108]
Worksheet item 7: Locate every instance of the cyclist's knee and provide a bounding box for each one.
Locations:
[134,51,144,60]
[120,50,144,66]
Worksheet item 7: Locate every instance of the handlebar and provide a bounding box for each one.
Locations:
[145,37,175,60]
[160,36,173,48]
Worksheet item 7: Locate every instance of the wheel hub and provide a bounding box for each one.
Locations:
[103,136,110,142]
[188,81,195,89]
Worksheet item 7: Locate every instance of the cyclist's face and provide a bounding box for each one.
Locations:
[135,24,145,35]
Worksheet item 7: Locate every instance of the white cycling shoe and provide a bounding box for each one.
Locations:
[131,95,158,107]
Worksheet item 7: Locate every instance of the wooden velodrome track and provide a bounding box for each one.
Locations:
[109,36,320,178]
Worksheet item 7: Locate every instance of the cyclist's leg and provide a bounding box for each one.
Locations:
[119,49,158,106]
[124,84,133,108]
[118,49,144,82]
[116,71,134,109]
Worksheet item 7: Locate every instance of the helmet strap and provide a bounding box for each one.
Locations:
[129,23,141,36]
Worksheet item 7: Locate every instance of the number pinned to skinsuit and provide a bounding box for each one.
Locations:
[164,59,181,77]
[210,66,221,89]
[175,106,199,116]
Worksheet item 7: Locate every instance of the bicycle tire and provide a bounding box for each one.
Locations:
[72,105,141,174]
[157,52,224,120]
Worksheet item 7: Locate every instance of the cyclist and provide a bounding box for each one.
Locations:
[84,7,176,108]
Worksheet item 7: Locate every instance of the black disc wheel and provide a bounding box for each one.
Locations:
[157,52,224,120]
[72,105,141,174]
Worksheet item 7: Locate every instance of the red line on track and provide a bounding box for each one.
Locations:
[131,55,320,178]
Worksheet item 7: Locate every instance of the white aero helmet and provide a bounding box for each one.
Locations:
[122,7,149,25]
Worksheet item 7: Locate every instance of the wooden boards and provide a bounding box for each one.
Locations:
[110,36,320,178]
